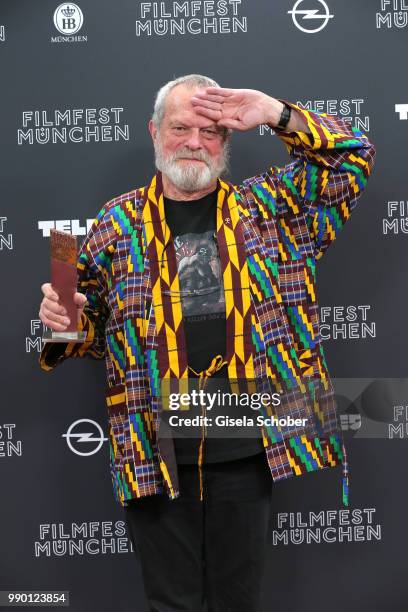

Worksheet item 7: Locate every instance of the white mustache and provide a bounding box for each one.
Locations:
[172,148,210,165]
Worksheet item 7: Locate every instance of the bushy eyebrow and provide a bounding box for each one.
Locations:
[168,120,187,127]
[168,120,218,130]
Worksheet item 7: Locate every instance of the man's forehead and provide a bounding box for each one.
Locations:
[166,111,217,129]
[163,85,216,127]
[166,83,204,106]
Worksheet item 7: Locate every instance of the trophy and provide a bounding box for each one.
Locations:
[42,229,87,343]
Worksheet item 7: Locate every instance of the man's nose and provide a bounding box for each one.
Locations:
[185,128,202,149]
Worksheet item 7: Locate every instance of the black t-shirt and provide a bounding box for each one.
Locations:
[164,189,264,464]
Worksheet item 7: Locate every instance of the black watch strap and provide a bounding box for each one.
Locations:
[277,103,292,130]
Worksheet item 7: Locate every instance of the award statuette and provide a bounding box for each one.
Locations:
[42,229,87,343]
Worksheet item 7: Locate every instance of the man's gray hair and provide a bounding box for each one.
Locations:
[152,74,220,128]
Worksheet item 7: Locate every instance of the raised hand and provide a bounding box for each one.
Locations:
[191,87,284,132]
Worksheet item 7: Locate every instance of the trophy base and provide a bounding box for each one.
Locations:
[42,330,88,343]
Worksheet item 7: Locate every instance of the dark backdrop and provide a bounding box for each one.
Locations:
[1,1,407,610]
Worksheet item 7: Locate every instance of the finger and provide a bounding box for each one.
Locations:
[40,304,71,327]
[204,87,235,97]
[192,92,227,104]
[41,282,59,302]
[42,297,67,316]
[74,292,87,307]
[40,315,69,333]
[191,97,222,111]
[40,315,67,331]
[193,106,222,121]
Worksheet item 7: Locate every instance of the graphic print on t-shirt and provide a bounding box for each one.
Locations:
[173,229,225,317]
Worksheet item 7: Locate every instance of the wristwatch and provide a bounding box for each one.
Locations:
[276,103,292,130]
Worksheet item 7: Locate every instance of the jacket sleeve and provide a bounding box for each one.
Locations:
[39,200,117,372]
[270,101,376,260]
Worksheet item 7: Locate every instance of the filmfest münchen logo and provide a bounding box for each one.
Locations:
[376,0,408,29]
[26,320,44,353]
[389,405,408,438]
[259,98,370,136]
[136,0,248,36]
[271,508,381,545]
[288,0,333,34]
[382,200,408,235]
[0,424,22,458]
[320,305,376,340]
[0,217,13,251]
[35,521,132,557]
[17,108,130,145]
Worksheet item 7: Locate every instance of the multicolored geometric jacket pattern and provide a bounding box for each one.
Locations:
[40,102,375,507]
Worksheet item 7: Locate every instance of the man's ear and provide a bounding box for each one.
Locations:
[148,119,157,143]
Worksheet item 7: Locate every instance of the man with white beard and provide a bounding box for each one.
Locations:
[39,74,375,611]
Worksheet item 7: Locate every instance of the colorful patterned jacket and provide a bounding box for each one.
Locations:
[39,103,375,508]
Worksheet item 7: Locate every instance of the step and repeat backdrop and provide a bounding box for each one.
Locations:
[1,1,407,610]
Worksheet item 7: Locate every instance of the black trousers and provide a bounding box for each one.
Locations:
[124,452,273,612]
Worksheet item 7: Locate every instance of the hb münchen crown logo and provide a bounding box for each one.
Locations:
[61,5,76,18]
[53,3,84,36]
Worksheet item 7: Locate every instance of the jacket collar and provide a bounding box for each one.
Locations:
[141,171,255,387]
